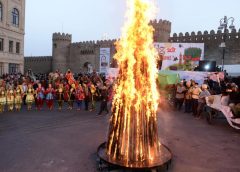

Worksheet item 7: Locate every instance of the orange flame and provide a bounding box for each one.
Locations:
[106,0,160,164]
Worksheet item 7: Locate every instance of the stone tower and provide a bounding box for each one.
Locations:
[150,19,171,42]
[52,33,72,72]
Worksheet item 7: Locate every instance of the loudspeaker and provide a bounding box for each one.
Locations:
[199,60,216,72]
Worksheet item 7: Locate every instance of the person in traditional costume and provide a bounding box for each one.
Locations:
[56,83,64,110]
[26,84,35,110]
[0,87,6,113]
[6,87,15,111]
[35,83,45,110]
[89,83,97,111]
[22,81,28,105]
[63,82,70,103]
[82,82,90,111]
[65,69,75,85]
[68,84,76,110]
[45,84,55,110]
[75,84,85,111]
[14,85,23,111]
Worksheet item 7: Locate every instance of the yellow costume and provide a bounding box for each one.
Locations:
[26,87,35,110]
[15,87,23,111]
[90,84,97,111]
[0,89,6,113]
[7,89,15,111]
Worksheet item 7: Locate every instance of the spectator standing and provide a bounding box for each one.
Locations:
[97,85,109,115]
[190,82,202,116]
[196,84,211,119]
[184,81,192,113]
[175,81,186,111]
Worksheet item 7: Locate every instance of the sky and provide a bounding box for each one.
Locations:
[25,0,240,56]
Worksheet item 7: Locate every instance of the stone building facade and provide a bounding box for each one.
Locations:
[0,0,25,74]
[25,19,172,73]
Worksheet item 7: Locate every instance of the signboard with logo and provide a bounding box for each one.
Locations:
[100,48,110,74]
[154,43,204,71]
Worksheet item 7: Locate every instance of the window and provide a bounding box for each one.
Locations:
[0,38,3,51]
[0,2,2,21]
[16,42,20,53]
[9,63,19,74]
[9,40,13,53]
[12,8,19,26]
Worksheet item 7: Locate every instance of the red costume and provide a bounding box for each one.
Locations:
[45,87,55,110]
[65,72,75,85]
[36,87,45,110]
[64,84,70,102]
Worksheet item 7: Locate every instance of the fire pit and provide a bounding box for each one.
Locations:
[97,142,172,171]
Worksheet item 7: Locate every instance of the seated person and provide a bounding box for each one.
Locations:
[229,85,240,104]
[229,103,240,118]
[221,91,230,106]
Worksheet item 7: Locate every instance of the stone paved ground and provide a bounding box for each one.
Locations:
[0,104,239,172]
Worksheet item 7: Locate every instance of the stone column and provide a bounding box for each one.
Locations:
[3,63,9,74]
[19,64,24,73]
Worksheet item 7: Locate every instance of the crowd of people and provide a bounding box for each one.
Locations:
[0,70,114,115]
[1,69,240,120]
[165,77,240,119]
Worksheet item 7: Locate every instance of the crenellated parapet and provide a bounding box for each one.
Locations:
[96,39,117,46]
[52,32,72,41]
[25,56,52,62]
[169,29,240,43]
[71,39,117,48]
[150,19,171,42]
[71,40,96,48]
[150,19,171,32]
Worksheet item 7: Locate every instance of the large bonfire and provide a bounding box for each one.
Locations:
[106,0,161,164]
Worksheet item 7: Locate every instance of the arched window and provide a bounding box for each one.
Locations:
[12,8,19,26]
[0,2,3,21]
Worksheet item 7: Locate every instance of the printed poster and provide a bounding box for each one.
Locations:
[100,48,110,74]
[154,43,205,71]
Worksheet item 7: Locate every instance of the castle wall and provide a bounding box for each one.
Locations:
[28,19,240,74]
[68,41,97,73]
[49,19,171,74]
[24,56,52,74]
[66,40,117,73]
[169,29,240,65]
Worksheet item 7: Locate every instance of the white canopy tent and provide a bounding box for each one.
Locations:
[224,65,240,77]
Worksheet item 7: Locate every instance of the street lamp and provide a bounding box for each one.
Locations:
[218,16,235,71]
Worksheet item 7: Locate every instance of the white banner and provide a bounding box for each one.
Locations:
[154,43,204,71]
[167,71,224,85]
[100,48,110,74]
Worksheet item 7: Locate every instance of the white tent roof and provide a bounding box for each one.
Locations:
[224,65,240,76]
